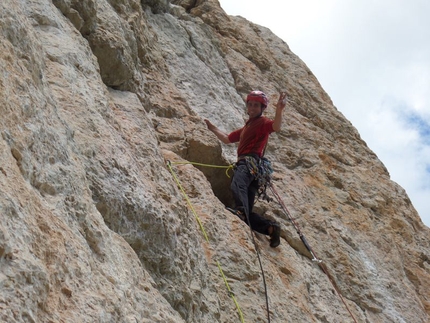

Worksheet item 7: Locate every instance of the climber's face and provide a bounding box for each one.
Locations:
[247,100,264,118]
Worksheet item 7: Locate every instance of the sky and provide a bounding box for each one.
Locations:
[218,0,430,227]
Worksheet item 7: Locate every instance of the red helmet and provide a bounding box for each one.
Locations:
[246,90,268,108]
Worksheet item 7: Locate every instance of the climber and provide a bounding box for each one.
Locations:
[204,90,288,248]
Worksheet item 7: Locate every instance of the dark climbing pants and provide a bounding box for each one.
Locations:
[231,161,272,235]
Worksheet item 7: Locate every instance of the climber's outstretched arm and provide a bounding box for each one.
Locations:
[204,119,231,144]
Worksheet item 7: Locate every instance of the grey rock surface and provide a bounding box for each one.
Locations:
[0,0,429,322]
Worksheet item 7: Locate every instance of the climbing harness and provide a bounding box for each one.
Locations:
[240,155,273,202]
[256,157,274,202]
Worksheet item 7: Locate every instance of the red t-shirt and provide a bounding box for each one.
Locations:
[228,116,274,157]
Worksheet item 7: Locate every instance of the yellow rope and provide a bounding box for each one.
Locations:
[170,161,234,178]
[167,161,209,242]
[217,261,245,322]
[167,161,245,323]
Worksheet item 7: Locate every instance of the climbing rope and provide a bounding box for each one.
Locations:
[167,159,359,323]
[166,161,245,323]
[169,159,272,322]
[269,182,359,323]
[242,209,272,323]
[167,161,209,242]
[217,260,245,321]
[170,160,234,178]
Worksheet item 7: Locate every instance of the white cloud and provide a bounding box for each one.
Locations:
[219,0,430,226]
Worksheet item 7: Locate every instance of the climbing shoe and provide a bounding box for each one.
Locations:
[269,223,281,248]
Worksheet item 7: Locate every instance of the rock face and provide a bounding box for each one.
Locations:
[0,0,429,322]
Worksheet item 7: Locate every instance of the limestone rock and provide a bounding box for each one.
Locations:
[0,0,429,322]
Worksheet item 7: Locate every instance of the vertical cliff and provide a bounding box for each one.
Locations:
[1,0,429,322]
